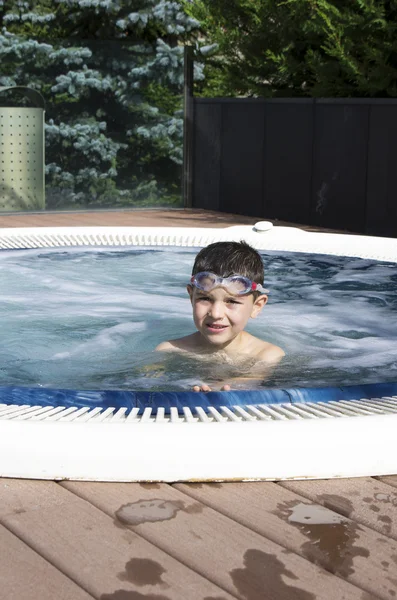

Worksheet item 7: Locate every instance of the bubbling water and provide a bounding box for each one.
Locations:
[0,246,396,391]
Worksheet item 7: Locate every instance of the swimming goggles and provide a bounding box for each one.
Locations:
[190,271,269,295]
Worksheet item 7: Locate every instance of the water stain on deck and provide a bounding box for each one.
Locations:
[276,501,369,577]
[230,549,316,600]
[118,558,168,588]
[116,499,184,525]
[363,491,397,509]
[377,514,392,535]
[184,483,205,489]
[382,560,390,568]
[184,483,223,489]
[100,591,171,599]
[115,499,202,526]
[374,492,397,505]
[185,502,203,514]
[139,483,161,490]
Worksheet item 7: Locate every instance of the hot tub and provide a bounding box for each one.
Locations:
[0,223,396,481]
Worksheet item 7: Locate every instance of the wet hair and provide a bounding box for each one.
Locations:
[192,241,265,285]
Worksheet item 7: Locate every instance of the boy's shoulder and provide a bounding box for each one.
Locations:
[258,342,285,363]
[244,333,285,363]
[155,333,201,353]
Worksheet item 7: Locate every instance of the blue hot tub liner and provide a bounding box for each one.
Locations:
[0,381,396,414]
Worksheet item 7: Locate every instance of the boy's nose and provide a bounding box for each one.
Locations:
[207,301,225,319]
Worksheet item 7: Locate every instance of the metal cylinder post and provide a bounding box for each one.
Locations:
[0,87,45,212]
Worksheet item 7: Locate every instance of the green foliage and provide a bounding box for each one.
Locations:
[0,0,201,209]
[186,0,397,97]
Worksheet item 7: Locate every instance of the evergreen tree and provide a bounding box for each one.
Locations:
[186,0,397,98]
[0,0,202,209]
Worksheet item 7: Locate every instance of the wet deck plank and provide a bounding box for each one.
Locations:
[61,480,371,600]
[0,479,233,600]
[174,481,397,600]
[278,477,397,541]
[378,475,397,489]
[0,522,94,600]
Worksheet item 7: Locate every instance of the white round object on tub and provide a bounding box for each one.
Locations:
[253,221,273,232]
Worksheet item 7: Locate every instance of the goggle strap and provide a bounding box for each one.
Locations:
[255,283,269,294]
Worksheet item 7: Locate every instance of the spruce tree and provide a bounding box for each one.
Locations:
[0,0,202,209]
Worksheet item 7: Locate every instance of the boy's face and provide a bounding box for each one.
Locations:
[187,284,267,348]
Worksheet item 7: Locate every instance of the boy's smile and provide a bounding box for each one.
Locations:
[206,322,228,333]
[187,285,267,350]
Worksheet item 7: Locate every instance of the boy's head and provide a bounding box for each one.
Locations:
[192,241,265,295]
[187,241,268,348]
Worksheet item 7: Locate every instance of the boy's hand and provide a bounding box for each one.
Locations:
[192,374,271,392]
[192,384,231,392]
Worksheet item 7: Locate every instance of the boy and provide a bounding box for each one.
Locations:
[156,241,284,391]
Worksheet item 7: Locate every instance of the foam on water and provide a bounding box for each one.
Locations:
[0,246,396,391]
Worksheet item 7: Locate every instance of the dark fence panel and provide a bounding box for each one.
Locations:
[366,106,397,238]
[193,98,397,236]
[310,102,369,232]
[192,102,222,211]
[220,101,265,216]
[263,99,313,225]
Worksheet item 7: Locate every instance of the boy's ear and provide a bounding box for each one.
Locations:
[187,284,194,303]
[250,294,268,319]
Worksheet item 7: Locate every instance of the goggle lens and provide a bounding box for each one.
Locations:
[228,277,249,294]
[195,273,218,291]
[191,272,268,295]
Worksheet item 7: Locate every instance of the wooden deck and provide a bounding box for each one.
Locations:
[0,209,395,599]
[1,477,397,599]
[0,207,346,232]
[0,207,275,229]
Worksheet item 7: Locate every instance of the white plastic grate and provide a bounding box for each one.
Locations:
[1,225,397,263]
[1,397,397,424]
[0,231,220,250]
